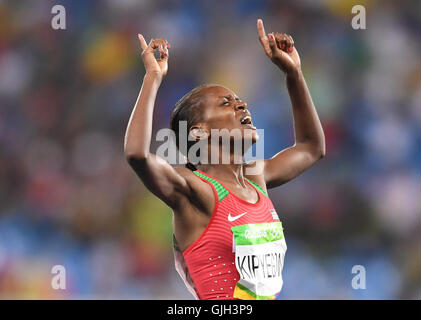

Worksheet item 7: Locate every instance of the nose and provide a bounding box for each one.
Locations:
[235,102,247,111]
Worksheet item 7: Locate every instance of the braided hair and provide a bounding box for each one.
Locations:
[169,84,210,170]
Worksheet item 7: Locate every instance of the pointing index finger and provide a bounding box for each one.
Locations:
[137,34,148,51]
[257,19,267,40]
[257,19,271,58]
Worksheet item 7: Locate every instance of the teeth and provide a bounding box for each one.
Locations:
[241,116,251,124]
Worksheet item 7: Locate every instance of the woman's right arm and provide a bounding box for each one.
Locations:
[124,35,191,209]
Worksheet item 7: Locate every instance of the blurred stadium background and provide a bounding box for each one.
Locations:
[0,0,420,299]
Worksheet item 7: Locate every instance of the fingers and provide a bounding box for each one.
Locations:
[257,19,267,40]
[138,35,170,61]
[257,20,295,58]
[149,38,169,59]
[137,34,148,51]
[257,19,271,58]
[273,32,294,53]
[268,33,284,58]
[288,35,295,53]
[157,43,169,64]
[137,34,169,53]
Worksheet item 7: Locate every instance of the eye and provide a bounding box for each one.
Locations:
[221,100,230,106]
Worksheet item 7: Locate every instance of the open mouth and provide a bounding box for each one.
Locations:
[240,115,256,129]
[241,116,252,125]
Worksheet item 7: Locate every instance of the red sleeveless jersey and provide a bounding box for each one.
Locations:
[173,170,287,300]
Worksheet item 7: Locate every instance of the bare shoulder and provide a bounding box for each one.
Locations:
[173,166,215,214]
[243,159,267,192]
[174,166,202,187]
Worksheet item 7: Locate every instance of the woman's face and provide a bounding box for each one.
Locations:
[196,85,259,144]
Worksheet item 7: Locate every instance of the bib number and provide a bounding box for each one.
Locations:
[231,222,287,300]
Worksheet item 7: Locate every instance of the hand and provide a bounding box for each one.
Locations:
[257,19,301,75]
[137,34,170,79]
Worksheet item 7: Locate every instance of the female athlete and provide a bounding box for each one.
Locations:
[124,19,325,300]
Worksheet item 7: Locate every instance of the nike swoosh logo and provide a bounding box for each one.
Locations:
[228,212,247,222]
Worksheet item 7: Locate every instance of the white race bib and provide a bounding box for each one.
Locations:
[231,222,287,300]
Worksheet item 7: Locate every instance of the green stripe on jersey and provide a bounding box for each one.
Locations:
[245,178,268,197]
[193,171,229,202]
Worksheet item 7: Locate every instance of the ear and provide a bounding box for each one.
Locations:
[189,125,209,141]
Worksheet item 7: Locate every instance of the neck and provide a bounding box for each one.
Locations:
[193,140,252,187]
[197,163,247,187]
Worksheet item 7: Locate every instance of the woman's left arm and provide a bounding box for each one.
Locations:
[256,19,326,188]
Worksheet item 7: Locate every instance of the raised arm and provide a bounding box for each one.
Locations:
[257,19,326,188]
[124,35,190,209]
